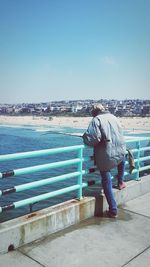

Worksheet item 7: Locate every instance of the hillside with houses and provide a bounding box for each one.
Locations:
[0,99,149,117]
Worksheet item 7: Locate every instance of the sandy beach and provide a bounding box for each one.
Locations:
[0,115,149,130]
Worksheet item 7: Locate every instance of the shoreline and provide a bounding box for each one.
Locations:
[0,115,150,130]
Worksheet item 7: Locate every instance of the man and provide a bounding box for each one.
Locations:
[82,104,126,218]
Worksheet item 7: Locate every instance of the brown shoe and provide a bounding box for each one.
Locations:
[113,182,126,190]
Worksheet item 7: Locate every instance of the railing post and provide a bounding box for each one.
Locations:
[136,141,141,181]
[77,147,83,199]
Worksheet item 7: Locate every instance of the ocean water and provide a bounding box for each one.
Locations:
[0,125,91,222]
[0,124,150,223]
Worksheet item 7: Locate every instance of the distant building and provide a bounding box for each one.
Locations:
[72,104,83,113]
[142,105,150,116]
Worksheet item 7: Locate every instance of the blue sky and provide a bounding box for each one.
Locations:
[0,0,150,103]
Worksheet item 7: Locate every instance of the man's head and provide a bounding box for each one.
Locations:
[91,103,105,117]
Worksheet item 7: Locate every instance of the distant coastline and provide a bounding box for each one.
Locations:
[0,115,150,131]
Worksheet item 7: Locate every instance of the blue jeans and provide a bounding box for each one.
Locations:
[100,159,125,214]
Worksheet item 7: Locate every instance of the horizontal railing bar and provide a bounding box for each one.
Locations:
[86,169,138,177]
[124,169,138,175]
[126,137,150,143]
[112,166,150,177]
[139,156,150,162]
[139,166,150,172]
[0,158,82,179]
[0,139,149,163]
[0,145,84,162]
[124,167,149,174]
[125,155,150,163]
[0,183,87,213]
[140,146,150,152]
[0,171,86,196]
[131,157,150,163]
[81,167,142,178]
[130,147,150,154]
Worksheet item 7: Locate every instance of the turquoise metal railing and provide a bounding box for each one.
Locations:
[0,137,150,214]
[0,145,90,213]
[125,137,150,180]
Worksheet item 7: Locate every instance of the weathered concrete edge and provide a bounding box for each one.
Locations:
[98,174,150,215]
[0,196,95,254]
[1,174,150,254]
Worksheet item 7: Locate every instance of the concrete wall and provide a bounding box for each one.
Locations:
[0,197,95,254]
[1,174,150,254]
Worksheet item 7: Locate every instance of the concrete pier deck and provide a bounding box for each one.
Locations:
[1,191,150,267]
